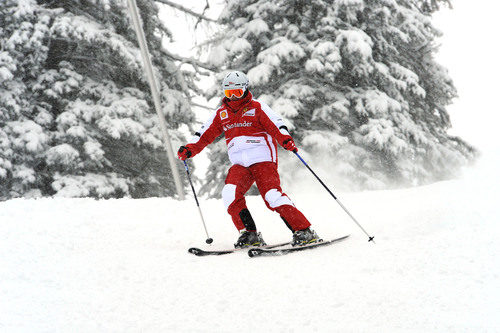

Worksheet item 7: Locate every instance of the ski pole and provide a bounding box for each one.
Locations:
[294,152,375,243]
[182,160,213,244]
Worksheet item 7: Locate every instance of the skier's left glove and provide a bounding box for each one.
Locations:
[177,145,193,161]
[282,136,298,153]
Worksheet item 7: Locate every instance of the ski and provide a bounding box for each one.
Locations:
[188,241,291,257]
[247,235,350,258]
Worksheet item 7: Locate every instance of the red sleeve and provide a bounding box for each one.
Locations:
[257,102,290,145]
[186,111,223,156]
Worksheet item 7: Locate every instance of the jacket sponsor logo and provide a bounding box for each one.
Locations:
[220,110,228,120]
[246,139,261,144]
[243,108,255,117]
[223,121,253,131]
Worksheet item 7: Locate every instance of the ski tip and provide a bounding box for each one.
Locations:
[188,247,202,255]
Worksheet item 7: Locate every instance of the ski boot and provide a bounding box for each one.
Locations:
[292,228,322,246]
[234,230,267,248]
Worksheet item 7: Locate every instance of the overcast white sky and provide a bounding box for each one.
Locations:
[159,0,500,152]
[434,0,500,151]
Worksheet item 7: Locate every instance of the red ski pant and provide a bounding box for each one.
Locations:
[222,161,311,232]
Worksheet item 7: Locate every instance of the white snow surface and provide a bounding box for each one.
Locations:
[1,151,499,332]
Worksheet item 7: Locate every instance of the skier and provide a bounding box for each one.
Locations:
[177,71,320,248]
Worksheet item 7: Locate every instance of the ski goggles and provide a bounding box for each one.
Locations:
[224,88,244,98]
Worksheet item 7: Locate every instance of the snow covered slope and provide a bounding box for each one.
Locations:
[1,153,499,332]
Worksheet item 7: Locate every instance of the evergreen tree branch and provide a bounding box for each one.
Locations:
[194,0,211,29]
[154,0,217,23]
[191,102,213,111]
[160,48,217,72]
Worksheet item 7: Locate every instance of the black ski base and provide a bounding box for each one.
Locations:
[188,241,290,257]
[248,235,350,258]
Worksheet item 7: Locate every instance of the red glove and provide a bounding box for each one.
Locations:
[282,137,298,153]
[177,145,193,161]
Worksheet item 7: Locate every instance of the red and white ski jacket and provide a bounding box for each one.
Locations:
[187,92,291,167]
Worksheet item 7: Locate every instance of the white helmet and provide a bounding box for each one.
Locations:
[221,71,249,91]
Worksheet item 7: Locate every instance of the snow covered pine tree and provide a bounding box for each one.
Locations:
[203,0,476,193]
[0,0,195,199]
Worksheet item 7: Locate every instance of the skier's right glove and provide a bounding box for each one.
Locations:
[177,145,193,161]
[282,137,298,153]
